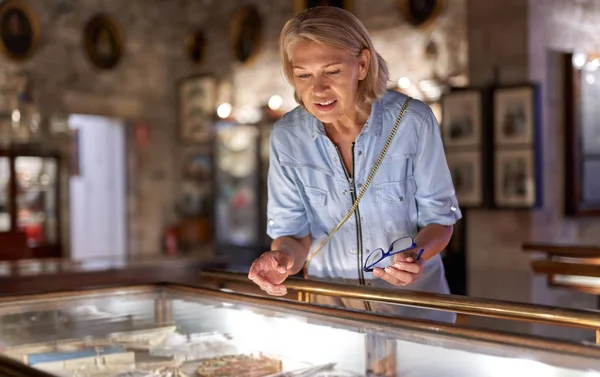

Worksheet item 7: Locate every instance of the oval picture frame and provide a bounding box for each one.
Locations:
[83,14,123,70]
[0,0,39,61]
[186,30,206,65]
[293,0,354,14]
[230,5,262,65]
[397,0,446,29]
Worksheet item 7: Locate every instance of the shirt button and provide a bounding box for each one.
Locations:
[398,196,404,201]
[357,151,363,156]
[350,249,357,255]
[451,205,457,211]
[268,219,275,226]
[357,183,363,187]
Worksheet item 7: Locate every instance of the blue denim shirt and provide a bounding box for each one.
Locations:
[266,90,462,322]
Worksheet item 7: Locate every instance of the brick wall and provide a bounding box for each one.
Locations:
[0,0,466,255]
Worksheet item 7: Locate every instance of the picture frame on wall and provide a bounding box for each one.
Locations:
[494,149,541,208]
[446,151,482,207]
[396,0,447,29]
[441,89,482,148]
[83,14,123,70]
[493,85,537,146]
[0,0,38,61]
[230,5,262,64]
[177,74,217,144]
[294,0,353,13]
[185,30,206,65]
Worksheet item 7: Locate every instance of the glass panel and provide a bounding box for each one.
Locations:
[0,157,9,231]
[580,65,600,156]
[0,287,598,376]
[215,122,260,246]
[15,157,58,246]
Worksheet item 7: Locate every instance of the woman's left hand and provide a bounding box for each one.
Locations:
[373,249,424,286]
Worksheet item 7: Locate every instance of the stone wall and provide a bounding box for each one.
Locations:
[0,0,467,255]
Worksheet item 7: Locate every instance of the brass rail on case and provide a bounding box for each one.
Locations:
[167,284,600,364]
[200,270,600,333]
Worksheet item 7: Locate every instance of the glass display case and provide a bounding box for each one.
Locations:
[0,147,61,259]
[0,276,599,377]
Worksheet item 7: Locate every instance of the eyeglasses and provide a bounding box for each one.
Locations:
[363,236,424,273]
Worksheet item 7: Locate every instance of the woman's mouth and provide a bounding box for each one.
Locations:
[314,100,337,112]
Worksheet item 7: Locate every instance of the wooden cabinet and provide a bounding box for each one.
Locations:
[0,147,61,260]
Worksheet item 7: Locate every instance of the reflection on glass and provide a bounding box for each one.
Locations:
[580,67,600,156]
[0,157,9,231]
[215,123,259,246]
[15,157,58,246]
[0,288,598,376]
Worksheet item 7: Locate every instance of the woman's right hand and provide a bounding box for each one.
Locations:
[248,250,295,296]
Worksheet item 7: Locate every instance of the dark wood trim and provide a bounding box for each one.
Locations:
[0,258,227,297]
[550,279,600,295]
[531,260,600,278]
[522,242,600,258]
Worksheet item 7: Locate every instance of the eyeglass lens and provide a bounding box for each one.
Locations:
[390,237,415,254]
[364,248,384,270]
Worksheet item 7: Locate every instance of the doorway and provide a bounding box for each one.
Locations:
[68,114,127,262]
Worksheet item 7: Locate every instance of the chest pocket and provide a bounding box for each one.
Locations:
[375,178,417,236]
[303,186,333,231]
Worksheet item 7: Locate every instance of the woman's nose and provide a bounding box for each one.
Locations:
[312,77,329,96]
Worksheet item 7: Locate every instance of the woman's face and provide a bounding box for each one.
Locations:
[289,40,369,125]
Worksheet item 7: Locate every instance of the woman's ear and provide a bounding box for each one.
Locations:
[358,48,371,81]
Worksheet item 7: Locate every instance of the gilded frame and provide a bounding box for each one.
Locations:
[0,0,39,61]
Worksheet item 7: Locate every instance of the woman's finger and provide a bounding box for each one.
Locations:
[374,267,413,286]
[393,261,421,274]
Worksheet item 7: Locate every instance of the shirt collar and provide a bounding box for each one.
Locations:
[310,96,384,140]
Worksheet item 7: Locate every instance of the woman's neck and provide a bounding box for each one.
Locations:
[325,103,371,142]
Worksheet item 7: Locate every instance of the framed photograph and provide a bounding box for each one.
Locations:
[294,0,353,13]
[230,5,262,64]
[441,89,482,148]
[0,0,38,61]
[177,75,217,144]
[447,151,482,207]
[186,30,206,65]
[494,85,538,146]
[396,0,446,28]
[494,149,540,208]
[83,14,123,70]
[563,52,600,216]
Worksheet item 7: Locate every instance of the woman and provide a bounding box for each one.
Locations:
[248,6,461,323]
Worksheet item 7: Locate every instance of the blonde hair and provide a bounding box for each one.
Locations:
[279,6,389,111]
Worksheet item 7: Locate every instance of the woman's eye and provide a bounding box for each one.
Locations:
[327,70,340,75]
[296,74,310,79]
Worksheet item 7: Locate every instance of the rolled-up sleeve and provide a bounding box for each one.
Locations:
[414,108,462,228]
[266,130,310,240]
